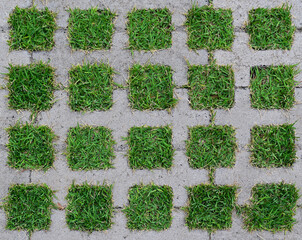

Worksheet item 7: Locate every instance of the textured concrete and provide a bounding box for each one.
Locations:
[0,0,302,239]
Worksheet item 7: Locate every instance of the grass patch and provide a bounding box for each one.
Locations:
[185,5,234,50]
[126,126,173,169]
[246,5,295,50]
[8,6,56,51]
[7,62,56,112]
[184,184,237,231]
[186,125,237,169]
[68,62,114,111]
[123,184,173,230]
[66,125,115,170]
[250,65,297,109]
[241,182,299,231]
[188,63,235,109]
[129,64,177,110]
[68,8,116,50]
[2,184,55,234]
[66,182,113,231]
[250,124,296,168]
[127,8,173,50]
[7,123,55,171]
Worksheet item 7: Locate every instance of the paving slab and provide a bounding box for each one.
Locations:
[0,0,302,239]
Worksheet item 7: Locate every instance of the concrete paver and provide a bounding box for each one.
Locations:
[1,0,302,239]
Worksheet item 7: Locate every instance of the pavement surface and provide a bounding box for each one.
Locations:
[0,0,302,239]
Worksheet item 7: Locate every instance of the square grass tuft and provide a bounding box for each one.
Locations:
[185,184,237,231]
[3,184,55,234]
[66,183,113,232]
[7,62,56,112]
[246,5,295,50]
[186,125,237,169]
[66,125,115,170]
[123,184,173,230]
[185,5,234,50]
[8,6,57,51]
[127,8,174,50]
[250,124,296,168]
[7,123,56,171]
[241,182,299,231]
[68,8,116,50]
[250,65,297,109]
[68,62,114,111]
[129,64,177,110]
[188,63,235,109]
[126,126,173,169]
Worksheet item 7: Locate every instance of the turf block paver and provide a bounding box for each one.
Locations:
[1,0,302,239]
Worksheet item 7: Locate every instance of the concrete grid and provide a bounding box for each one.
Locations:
[0,0,302,239]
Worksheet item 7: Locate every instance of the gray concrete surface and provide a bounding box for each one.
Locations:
[0,0,302,239]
